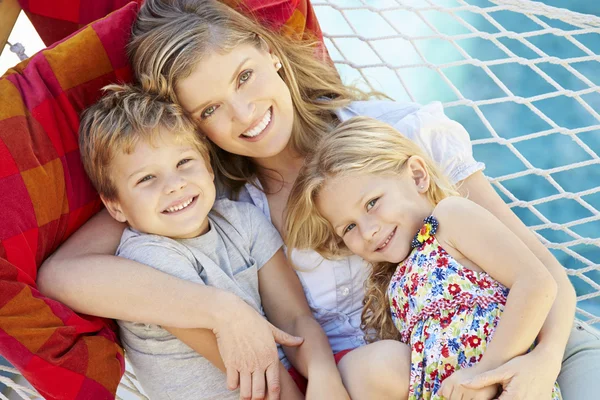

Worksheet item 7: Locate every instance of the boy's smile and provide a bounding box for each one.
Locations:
[104,129,216,239]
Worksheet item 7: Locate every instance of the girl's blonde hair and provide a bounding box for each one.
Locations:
[285,116,459,342]
[128,0,369,195]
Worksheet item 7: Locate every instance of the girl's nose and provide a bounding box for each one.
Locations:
[361,218,380,241]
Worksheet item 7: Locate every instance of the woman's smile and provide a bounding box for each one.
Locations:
[240,106,273,141]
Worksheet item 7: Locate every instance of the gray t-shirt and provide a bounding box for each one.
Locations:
[116,199,286,400]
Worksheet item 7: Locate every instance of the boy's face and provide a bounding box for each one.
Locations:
[104,130,216,239]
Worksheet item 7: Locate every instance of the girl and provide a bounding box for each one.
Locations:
[38,0,600,399]
[285,116,563,400]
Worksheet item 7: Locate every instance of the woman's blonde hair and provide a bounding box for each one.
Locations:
[285,116,459,342]
[129,0,369,195]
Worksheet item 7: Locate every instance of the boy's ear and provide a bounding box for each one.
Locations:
[407,155,430,193]
[101,196,128,223]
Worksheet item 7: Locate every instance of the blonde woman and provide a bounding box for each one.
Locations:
[38,0,600,399]
[285,116,563,399]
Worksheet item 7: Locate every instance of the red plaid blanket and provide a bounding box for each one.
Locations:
[1,1,323,398]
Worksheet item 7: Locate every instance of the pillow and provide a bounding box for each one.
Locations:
[1,1,324,399]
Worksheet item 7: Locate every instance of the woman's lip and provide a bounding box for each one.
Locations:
[239,106,273,142]
[375,227,397,252]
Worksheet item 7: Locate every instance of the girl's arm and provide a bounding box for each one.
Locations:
[434,196,558,369]
[458,171,575,367]
[37,208,303,398]
[258,249,350,400]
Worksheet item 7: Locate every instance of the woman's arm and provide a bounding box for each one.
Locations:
[458,171,576,363]
[165,327,303,400]
[37,208,303,399]
[258,249,350,400]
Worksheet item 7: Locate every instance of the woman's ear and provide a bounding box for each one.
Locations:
[101,196,128,223]
[407,155,430,193]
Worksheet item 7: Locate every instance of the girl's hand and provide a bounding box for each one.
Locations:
[305,369,350,400]
[214,296,304,400]
[461,348,561,400]
[438,365,499,400]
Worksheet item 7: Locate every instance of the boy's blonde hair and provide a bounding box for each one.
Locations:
[128,0,370,196]
[79,84,210,201]
[284,116,459,342]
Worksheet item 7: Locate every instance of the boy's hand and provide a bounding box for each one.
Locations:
[213,296,304,400]
[438,365,499,400]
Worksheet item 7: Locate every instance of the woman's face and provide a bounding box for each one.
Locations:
[176,44,294,160]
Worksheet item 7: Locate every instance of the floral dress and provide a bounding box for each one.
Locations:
[388,216,562,399]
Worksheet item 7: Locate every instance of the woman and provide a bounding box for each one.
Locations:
[38,0,600,399]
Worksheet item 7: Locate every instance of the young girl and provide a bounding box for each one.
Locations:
[285,116,563,399]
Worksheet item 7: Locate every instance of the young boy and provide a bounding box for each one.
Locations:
[78,85,344,399]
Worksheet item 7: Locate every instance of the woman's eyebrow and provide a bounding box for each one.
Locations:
[188,58,251,115]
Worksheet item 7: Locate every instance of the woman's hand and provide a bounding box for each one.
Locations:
[438,364,499,400]
[214,295,304,400]
[461,347,561,400]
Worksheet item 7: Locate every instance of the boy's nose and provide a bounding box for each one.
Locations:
[165,176,187,194]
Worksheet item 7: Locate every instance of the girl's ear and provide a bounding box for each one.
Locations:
[406,155,430,193]
[101,196,128,223]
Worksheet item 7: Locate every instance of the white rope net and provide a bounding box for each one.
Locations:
[3,0,600,398]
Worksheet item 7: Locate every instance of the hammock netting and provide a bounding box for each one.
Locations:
[2,0,599,398]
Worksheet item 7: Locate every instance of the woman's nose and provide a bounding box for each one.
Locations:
[230,95,255,126]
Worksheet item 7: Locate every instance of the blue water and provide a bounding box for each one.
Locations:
[316,0,600,325]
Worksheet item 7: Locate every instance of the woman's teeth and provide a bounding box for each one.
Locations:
[242,108,271,138]
[165,197,194,213]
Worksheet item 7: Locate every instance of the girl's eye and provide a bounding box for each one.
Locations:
[343,223,356,235]
[366,198,379,211]
[177,158,192,167]
[239,70,253,85]
[201,105,217,120]
[137,175,154,185]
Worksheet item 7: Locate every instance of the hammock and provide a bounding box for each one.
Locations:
[1,0,599,398]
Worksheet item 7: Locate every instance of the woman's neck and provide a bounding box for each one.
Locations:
[252,145,304,193]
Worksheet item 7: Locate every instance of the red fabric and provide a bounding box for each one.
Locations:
[2,1,325,398]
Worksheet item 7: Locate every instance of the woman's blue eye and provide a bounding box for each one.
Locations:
[366,198,378,211]
[177,158,192,167]
[201,105,217,119]
[137,175,154,184]
[343,223,356,235]
[239,70,252,85]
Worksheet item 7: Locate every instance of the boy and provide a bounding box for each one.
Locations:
[78,85,342,399]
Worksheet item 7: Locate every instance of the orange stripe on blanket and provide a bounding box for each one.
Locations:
[0,79,26,120]
[0,286,64,353]
[21,158,68,227]
[44,26,114,91]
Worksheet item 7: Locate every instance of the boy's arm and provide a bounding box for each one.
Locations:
[434,196,558,370]
[164,326,303,399]
[258,249,349,399]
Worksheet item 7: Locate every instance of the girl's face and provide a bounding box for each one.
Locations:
[316,163,434,264]
[176,44,294,160]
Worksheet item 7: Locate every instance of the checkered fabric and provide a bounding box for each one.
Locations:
[1,1,323,399]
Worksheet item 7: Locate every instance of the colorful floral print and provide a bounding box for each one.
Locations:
[388,216,562,399]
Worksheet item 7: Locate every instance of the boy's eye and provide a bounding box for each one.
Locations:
[239,70,252,85]
[201,105,217,119]
[366,198,379,211]
[177,158,192,167]
[343,223,356,235]
[137,175,154,185]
